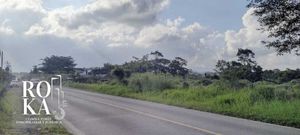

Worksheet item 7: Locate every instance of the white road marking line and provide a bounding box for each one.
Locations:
[69,94,222,135]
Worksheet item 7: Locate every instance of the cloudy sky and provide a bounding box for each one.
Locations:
[0,0,299,72]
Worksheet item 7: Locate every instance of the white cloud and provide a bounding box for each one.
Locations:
[0,0,299,72]
[135,17,226,71]
[0,0,45,34]
[0,0,45,12]
[26,0,170,42]
[224,9,300,69]
[0,20,15,35]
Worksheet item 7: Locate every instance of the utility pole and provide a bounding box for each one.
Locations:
[0,50,3,70]
[0,50,2,70]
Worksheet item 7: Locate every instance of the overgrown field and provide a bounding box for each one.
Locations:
[68,73,300,128]
[0,84,70,135]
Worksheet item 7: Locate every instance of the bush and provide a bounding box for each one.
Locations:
[217,97,236,106]
[273,83,298,101]
[232,79,253,89]
[293,84,300,98]
[274,89,293,101]
[208,80,232,91]
[128,73,175,92]
[182,82,189,88]
[250,85,295,102]
[250,86,275,103]
[253,81,276,86]
[200,79,213,86]
[290,79,300,85]
[112,68,125,81]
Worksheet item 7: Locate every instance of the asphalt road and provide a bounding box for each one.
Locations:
[52,87,300,135]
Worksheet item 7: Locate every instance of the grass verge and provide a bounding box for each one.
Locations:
[68,82,300,128]
[0,85,70,135]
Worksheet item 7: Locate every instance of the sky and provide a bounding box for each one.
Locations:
[0,0,299,72]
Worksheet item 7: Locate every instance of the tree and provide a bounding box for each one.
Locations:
[150,51,164,59]
[237,48,262,82]
[4,61,11,73]
[248,0,300,55]
[237,48,256,65]
[150,51,165,73]
[0,69,9,81]
[149,51,172,74]
[216,60,243,81]
[156,58,171,74]
[112,68,125,81]
[169,57,188,78]
[262,68,300,83]
[102,63,115,74]
[215,48,263,82]
[39,55,77,74]
[31,65,39,74]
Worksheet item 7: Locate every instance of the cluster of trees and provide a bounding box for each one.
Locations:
[86,51,189,81]
[106,51,189,82]
[215,48,263,82]
[215,48,300,83]
[31,56,77,74]
[31,48,300,84]
[88,63,115,76]
[213,0,300,83]
[263,69,300,84]
[31,51,189,81]
[121,51,188,77]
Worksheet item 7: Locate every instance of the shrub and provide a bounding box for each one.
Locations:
[218,97,236,106]
[208,79,252,91]
[290,79,300,85]
[274,89,293,101]
[182,82,189,88]
[128,73,175,92]
[273,83,297,101]
[200,79,213,86]
[120,79,129,85]
[112,68,125,81]
[250,86,275,103]
[253,81,276,86]
[293,84,300,98]
[209,80,232,91]
[224,79,253,89]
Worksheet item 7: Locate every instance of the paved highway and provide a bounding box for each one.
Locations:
[52,87,300,135]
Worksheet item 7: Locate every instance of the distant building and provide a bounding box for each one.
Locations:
[74,68,89,76]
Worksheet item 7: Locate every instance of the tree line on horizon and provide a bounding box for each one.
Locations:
[30,48,300,84]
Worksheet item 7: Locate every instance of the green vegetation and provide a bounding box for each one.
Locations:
[32,55,76,74]
[0,69,70,135]
[0,86,70,135]
[248,0,300,55]
[67,73,300,128]
[32,49,300,129]
[0,85,15,134]
[128,73,178,92]
[60,49,300,128]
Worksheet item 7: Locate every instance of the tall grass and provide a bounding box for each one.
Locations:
[68,75,300,128]
[69,83,134,96]
[128,73,178,92]
[0,84,16,134]
[0,83,70,134]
